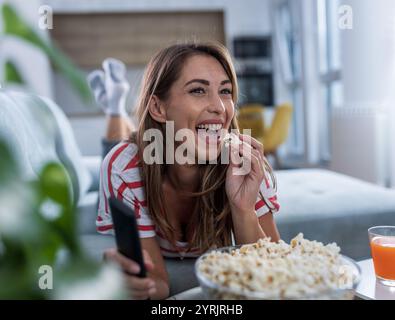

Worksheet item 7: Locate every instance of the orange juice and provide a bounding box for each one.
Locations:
[370,236,395,280]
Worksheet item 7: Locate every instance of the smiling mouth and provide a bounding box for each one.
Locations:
[195,124,225,144]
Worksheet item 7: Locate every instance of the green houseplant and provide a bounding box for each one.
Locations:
[1,3,92,102]
[0,4,127,299]
[0,127,124,299]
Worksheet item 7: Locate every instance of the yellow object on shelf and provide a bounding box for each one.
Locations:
[237,104,266,141]
[237,103,293,167]
[262,103,293,154]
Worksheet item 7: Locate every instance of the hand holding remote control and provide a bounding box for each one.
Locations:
[103,247,156,300]
[103,197,156,299]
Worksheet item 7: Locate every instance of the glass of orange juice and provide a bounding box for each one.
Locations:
[368,226,395,287]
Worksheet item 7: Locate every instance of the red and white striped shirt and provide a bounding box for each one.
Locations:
[97,142,280,258]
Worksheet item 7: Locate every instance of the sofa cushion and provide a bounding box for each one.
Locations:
[275,169,395,259]
[0,90,59,180]
[0,90,92,203]
[276,169,395,221]
[37,95,92,203]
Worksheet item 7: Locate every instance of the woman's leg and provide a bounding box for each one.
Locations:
[88,58,135,157]
[105,115,133,142]
[102,115,134,158]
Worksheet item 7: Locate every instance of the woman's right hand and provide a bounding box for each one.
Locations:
[103,248,156,300]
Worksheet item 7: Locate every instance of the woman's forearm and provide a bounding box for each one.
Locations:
[258,212,281,242]
[231,208,266,245]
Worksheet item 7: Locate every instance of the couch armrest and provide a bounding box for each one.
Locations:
[82,156,102,192]
[77,191,99,235]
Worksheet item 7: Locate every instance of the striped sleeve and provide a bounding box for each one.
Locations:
[255,170,280,218]
[97,142,156,238]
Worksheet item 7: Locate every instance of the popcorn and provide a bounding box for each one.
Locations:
[198,234,356,299]
[223,132,242,148]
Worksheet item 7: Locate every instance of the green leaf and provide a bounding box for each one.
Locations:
[39,163,72,207]
[4,61,25,84]
[38,162,81,256]
[0,268,44,299]
[0,117,109,299]
[0,138,18,183]
[1,4,92,102]
[0,236,46,299]
[53,261,127,300]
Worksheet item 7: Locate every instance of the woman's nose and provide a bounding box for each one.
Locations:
[207,93,226,114]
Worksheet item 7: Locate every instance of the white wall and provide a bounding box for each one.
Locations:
[338,0,395,186]
[390,101,395,187]
[340,0,395,110]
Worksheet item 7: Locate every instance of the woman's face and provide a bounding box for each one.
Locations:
[163,54,235,161]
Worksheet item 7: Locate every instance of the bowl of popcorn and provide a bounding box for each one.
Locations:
[195,234,361,300]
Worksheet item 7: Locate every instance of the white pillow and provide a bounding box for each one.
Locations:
[0,90,60,179]
[39,95,92,202]
[2,90,92,203]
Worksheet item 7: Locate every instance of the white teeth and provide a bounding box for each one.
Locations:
[196,124,223,131]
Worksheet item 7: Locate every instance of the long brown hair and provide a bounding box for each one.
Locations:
[131,42,275,253]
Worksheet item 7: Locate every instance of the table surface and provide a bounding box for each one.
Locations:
[170,259,395,300]
[355,259,395,300]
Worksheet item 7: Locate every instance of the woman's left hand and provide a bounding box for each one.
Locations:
[225,134,266,214]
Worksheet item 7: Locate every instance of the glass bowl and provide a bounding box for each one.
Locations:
[195,245,362,300]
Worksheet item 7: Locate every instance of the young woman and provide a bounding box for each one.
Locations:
[96,42,280,300]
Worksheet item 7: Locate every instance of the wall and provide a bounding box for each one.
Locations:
[340,0,395,110]
[47,0,272,44]
[337,0,395,186]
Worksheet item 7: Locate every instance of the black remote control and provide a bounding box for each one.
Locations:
[109,196,146,278]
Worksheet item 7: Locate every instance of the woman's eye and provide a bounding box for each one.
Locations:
[221,88,233,95]
[189,87,205,94]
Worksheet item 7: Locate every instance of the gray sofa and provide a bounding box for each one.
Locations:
[2,89,395,297]
[275,169,395,260]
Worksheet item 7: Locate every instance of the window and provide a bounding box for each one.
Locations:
[316,0,344,161]
[274,0,305,156]
[274,0,343,164]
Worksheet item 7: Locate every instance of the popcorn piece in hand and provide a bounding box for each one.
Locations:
[223,132,242,148]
